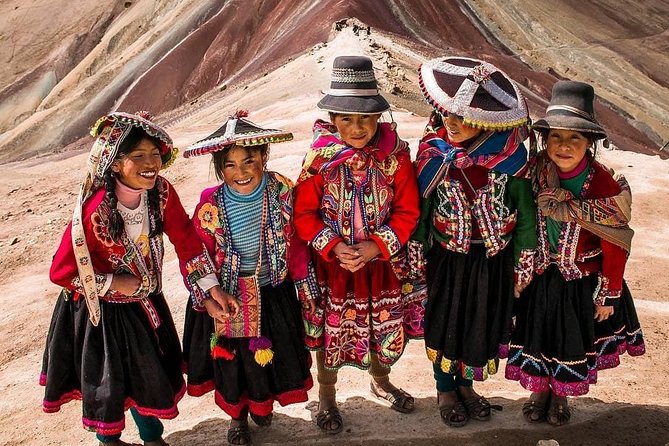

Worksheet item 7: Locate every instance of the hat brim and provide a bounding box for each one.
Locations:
[183,130,293,158]
[533,115,606,139]
[317,94,390,114]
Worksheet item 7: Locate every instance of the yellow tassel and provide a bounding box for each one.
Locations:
[254,348,274,367]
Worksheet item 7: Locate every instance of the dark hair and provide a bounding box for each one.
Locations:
[536,128,598,158]
[211,144,270,182]
[106,126,164,243]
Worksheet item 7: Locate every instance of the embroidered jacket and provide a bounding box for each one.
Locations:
[50,177,215,325]
[190,171,319,308]
[293,124,420,265]
[535,160,631,306]
[413,164,537,287]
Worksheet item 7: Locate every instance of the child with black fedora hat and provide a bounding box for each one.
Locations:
[181,111,318,445]
[293,55,421,434]
[506,80,645,426]
[413,56,537,428]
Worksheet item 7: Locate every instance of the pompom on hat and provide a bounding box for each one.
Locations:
[533,80,607,139]
[419,56,529,130]
[317,55,390,114]
[183,110,293,158]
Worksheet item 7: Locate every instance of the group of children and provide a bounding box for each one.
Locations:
[40,55,645,445]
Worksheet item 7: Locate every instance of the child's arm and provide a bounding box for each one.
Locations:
[508,176,538,296]
[293,174,344,261]
[369,155,420,260]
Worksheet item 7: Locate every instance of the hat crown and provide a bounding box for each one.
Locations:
[317,55,390,114]
[546,81,596,119]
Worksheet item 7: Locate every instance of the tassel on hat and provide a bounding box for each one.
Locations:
[210,333,235,360]
[249,336,274,367]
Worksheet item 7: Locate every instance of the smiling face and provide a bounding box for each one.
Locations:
[112,137,162,190]
[221,145,267,195]
[443,112,483,144]
[545,129,590,173]
[331,113,381,149]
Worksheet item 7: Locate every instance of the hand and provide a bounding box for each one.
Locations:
[594,305,614,322]
[110,274,141,296]
[350,240,382,272]
[333,242,364,272]
[514,281,528,298]
[302,298,316,314]
[206,286,240,322]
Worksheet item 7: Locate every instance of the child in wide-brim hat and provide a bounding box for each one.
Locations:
[41,112,235,446]
[293,55,421,434]
[413,56,537,428]
[506,80,645,426]
[182,111,318,446]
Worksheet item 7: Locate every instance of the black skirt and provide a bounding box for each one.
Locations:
[505,264,645,397]
[424,242,515,381]
[40,290,185,436]
[183,280,312,419]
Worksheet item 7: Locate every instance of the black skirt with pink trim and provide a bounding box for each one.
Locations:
[40,290,185,436]
[505,264,645,397]
[183,280,313,419]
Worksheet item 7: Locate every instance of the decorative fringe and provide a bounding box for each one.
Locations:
[210,333,235,360]
[249,336,274,367]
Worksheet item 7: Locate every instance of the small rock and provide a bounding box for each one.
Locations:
[537,440,559,446]
[10,237,19,245]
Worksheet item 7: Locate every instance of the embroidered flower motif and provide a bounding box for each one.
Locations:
[379,309,390,322]
[198,203,219,233]
[401,282,414,294]
[91,212,115,247]
[471,64,491,84]
[135,234,150,257]
[344,308,357,321]
[327,312,341,327]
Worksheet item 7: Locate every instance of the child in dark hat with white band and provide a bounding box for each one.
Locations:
[182,111,317,445]
[41,112,234,446]
[414,57,537,427]
[294,55,421,434]
[506,81,645,426]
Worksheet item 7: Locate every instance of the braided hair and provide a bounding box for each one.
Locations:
[105,127,164,243]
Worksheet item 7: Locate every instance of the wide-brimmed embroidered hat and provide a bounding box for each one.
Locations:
[317,55,390,114]
[183,110,293,158]
[533,81,606,139]
[419,57,528,130]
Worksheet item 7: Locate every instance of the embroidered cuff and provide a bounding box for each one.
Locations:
[593,273,622,306]
[311,227,342,260]
[70,273,108,295]
[371,225,402,260]
[514,248,535,289]
[295,263,320,303]
[407,239,426,280]
[184,249,217,308]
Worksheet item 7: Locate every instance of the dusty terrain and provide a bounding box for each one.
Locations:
[0,1,669,446]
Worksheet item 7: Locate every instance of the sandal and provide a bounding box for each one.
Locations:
[315,407,343,435]
[250,411,273,427]
[522,392,550,423]
[370,382,415,413]
[547,395,571,427]
[437,392,468,428]
[460,394,501,421]
[227,422,251,445]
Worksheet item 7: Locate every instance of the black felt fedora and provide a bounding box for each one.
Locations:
[317,55,390,114]
[533,81,606,139]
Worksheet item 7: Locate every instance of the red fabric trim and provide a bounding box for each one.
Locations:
[187,379,216,397]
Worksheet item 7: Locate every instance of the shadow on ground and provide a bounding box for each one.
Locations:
[164,395,669,446]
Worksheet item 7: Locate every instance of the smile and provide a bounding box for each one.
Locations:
[139,171,156,178]
[235,178,252,185]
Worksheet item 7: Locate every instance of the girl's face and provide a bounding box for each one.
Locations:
[223,145,266,194]
[112,138,162,190]
[546,129,589,173]
[332,114,381,149]
[444,112,483,144]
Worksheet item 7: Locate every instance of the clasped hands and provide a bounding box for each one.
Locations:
[203,286,241,324]
[333,240,381,273]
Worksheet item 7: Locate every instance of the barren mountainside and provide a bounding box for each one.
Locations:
[0,0,666,164]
